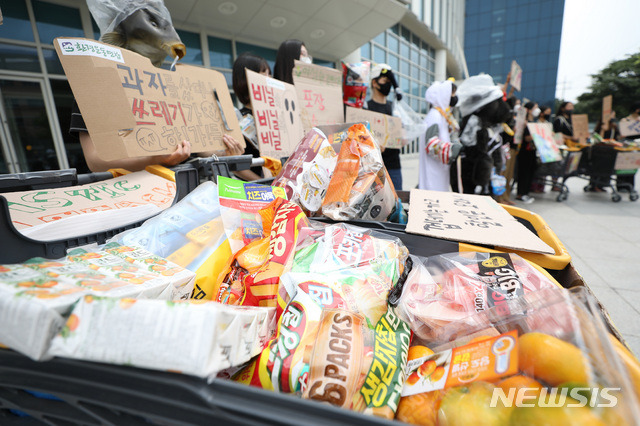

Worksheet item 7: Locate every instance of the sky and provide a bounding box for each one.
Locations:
[556,0,640,103]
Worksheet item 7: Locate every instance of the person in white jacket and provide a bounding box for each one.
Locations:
[418,81,461,191]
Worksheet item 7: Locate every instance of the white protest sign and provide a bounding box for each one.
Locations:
[527,122,562,163]
[619,117,640,137]
[406,189,554,254]
[510,60,522,92]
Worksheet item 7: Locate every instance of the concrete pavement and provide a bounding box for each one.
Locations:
[399,154,640,355]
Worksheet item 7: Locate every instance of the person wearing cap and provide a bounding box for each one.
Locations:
[365,64,403,190]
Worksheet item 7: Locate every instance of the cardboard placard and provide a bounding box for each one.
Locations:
[571,114,590,144]
[510,60,523,92]
[619,117,640,137]
[614,151,640,170]
[3,170,176,229]
[246,69,304,158]
[513,107,527,145]
[602,95,613,129]
[345,106,404,148]
[564,150,583,175]
[406,189,554,254]
[292,60,344,133]
[527,122,562,163]
[55,38,243,161]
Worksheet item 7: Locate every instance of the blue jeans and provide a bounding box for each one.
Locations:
[387,168,402,191]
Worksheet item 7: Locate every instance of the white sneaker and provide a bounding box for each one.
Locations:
[517,195,535,204]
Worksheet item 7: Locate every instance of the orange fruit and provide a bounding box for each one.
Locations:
[419,359,437,377]
[406,372,421,386]
[430,366,445,382]
[118,273,135,279]
[497,374,543,393]
[66,314,79,332]
[38,281,57,288]
[408,345,434,361]
[519,333,589,386]
[151,265,166,272]
[396,391,442,426]
[84,295,94,303]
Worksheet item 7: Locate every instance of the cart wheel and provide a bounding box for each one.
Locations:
[630,193,639,202]
[583,185,591,192]
[612,193,622,203]
[556,193,568,202]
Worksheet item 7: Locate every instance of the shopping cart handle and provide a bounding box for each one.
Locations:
[76,172,116,185]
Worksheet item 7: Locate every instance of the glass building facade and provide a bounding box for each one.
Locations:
[464,0,564,108]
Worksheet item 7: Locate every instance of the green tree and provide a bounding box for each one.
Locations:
[574,51,640,122]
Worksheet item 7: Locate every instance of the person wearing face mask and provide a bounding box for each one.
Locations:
[418,80,462,191]
[515,102,538,203]
[365,64,404,190]
[531,106,561,193]
[273,39,310,85]
[553,101,578,147]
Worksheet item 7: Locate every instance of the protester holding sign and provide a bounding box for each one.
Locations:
[515,102,538,203]
[227,53,272,180]
[365,64,404,190]
[418,80,461,192]
[552,102,578,147]
[617,101,640,191]
[273,39,310,85]
[532,106,562,193]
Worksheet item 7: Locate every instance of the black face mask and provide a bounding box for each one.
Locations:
[376,81,392,96]
[450,95,458,107]
[542,114,551,120]
[564,110,573,116]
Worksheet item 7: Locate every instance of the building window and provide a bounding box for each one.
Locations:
[32,0,84,45]
[235,42,277,72]
[209,36,233,69]
[0,43,40,73]
[176,29,203,65]
[2,0,35,42]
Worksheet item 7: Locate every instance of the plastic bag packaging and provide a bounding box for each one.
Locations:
[393,98,428,142]
[217,198,309,307]
[234,223,412,419]
[396,252,562,342]
[322,123,406,223]
[342,62,370,108]
[87,0,173,36]
[0,247,195,360]
[395,287,640,425]
[48,296,277,379]
[456,74,505,118]
[272,128,338,216]
[112,181,231,300]
[218,176,287,254]
[491,168,507,195]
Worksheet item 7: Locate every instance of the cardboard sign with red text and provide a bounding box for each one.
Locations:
[55,38,243,161]
[246,69,304,158]
[510,60,523,91]
[345,106,404,148]
[571,114,590,144]
[292,60,344,133]
[602,95,613,128]
[3,171,176,229]
[614,151,640,170]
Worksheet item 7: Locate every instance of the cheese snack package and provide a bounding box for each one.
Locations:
[234,223,411,419]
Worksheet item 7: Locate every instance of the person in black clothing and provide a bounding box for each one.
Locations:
[515,102,538,203]
[365,63,403,190]
[552,101,578,146]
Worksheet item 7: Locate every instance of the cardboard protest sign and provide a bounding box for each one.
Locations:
[527,122,562,163]
[619,117,640,137]
[406,189,554,254]
[571,114,590,144]
[3,170,176,229]
[55,38,242,161]
[292,60,344,133]
[564,150,583,175]
[514,106,527,145]
[510,60,523,92]
[602,95,613,129]
[246,69,304,158]
[614,151,640,170]
[345,106,404,148]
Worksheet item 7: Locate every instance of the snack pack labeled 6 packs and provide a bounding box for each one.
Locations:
[112,181,231,300]
[321,123,406,223]
[234,223,412,419]
[395,287,640,426]
[397,252,562,341]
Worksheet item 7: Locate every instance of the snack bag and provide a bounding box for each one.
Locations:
[322,123,406,223]
[395,288,640,425]
[342,62,370,108]
[272,128,337,216]
[112,181,231,301]
[218,176,287,254]
[235,223,411,419]
[397,252,562,341]
[217,198,309,307]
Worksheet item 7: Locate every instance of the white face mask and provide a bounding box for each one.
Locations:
[300,56,312,64]
[533,107,541,118]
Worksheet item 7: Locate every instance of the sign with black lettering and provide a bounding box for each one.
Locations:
[406,189,554,254]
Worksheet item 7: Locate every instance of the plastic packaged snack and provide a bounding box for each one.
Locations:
[342,62,370,109]
[395,287,640,425]
[49,296,277,378]
[272,128,338,216]
[397,252,562,341]
[235,223,412,419]
[218,176,287,254]
[393,98,428,142]
[112,181,231,300]
[322,123,406,223]
[217,198,309,307]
